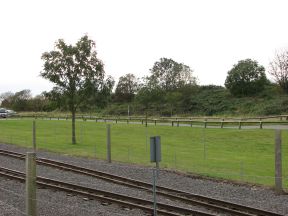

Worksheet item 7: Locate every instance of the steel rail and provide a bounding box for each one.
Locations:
[0,149,283,216]
[0,166,214,216]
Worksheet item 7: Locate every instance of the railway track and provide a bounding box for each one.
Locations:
[0,149,283,216]
[0,166,214,216]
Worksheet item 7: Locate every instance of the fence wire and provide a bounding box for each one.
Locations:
[0,118,287,188]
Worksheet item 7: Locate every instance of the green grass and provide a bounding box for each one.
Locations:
[0,119,287,187]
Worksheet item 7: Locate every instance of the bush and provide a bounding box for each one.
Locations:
[225,59,268,97]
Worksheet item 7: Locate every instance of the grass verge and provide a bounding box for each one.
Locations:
[0,119,287,187]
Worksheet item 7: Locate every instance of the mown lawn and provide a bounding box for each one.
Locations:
[0,119,287,187]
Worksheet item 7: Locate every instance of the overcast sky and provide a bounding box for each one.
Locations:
[1,0,288,95]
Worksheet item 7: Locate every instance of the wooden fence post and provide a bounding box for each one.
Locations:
[107,124,111,163]
[26,152,37,216]
[259,121,263,129]
[32,121,36,152]
[275,130,283,194]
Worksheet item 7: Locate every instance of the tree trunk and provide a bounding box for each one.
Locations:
[72,110,76,144]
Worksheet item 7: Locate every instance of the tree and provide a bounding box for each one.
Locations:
[43,87,68,111]
[81,75,115,111]
[165,91,182,116]
[136,85,165,109]
[269,50,288,93]
[148,58,197,91]
[0,92,14,108]
[41,35,108,144]
[225,59,268,96]
[13,89,32,110]
[114,73,138,102]
[2,89,32,111]
[30,93,51,112]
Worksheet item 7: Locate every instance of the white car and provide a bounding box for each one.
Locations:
[0,109,7,118]
[0,108,16,118]
[6,109,16,117]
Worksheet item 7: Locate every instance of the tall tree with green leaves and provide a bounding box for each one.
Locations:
[114,73,138,102]
[225,59,268,96]
[148,58,197,91]
[41,35,107,144]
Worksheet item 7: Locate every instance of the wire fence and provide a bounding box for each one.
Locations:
[0,118,287,189]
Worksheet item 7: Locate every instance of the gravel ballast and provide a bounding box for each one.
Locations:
[0,143,287,215]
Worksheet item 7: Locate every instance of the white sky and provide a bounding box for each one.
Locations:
[1,0,288,95]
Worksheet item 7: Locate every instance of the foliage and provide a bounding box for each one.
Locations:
[0,90,52,112]
[0,92,14,109]
[225,59,268,96]
[0,90,31,111]
[114,73,138,103]
[269,50,288,93]
[40,35,113,144]
[148,58,197,91]
[135,85,165,108]
[3,83,288,116]
[107,83,288,116]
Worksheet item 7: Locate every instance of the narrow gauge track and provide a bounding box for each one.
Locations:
[0,149,283,216]
[0,166,213,216]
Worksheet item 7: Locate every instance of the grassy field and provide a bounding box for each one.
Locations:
[0,119,287,187]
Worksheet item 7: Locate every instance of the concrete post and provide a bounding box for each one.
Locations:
[107,124,111,163]
[32,121,36,152]
[26,152,37,216]
[275,130,283,193]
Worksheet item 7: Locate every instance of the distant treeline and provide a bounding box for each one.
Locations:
[1,83,288,116]
[1,53,288,116]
